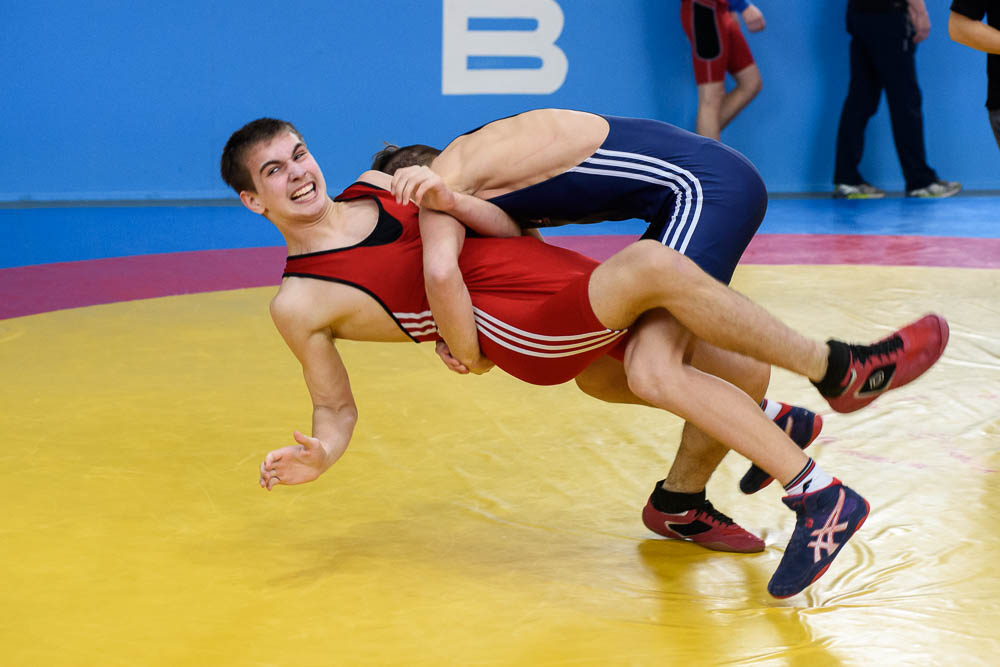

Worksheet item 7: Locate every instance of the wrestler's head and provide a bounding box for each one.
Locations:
[370,143,441,175]
[222,118,328,223]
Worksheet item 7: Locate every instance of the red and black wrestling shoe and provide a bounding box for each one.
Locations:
[818,314,949,413]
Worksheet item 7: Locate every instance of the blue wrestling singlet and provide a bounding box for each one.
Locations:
[486,114,768,284]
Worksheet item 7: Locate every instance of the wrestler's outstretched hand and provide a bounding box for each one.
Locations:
[391,165,457,211]
[259,431,331,491]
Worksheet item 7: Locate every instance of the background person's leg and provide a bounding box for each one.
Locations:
[869,12,938,191]
[990,109,1000,151]
[718,64,762,132]
[696,81,726,140]
[834,9,885,188]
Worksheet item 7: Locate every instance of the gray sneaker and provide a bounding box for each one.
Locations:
[833,183,886,199]
[906,180,962,198]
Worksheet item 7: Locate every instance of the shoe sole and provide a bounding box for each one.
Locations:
[833,194,885,199]
[690,540,765,553]
[833,187,885,199]
[907,189,962,199]
[650,533,765,554]
[769,499,871,599]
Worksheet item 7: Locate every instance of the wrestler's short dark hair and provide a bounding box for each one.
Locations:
[370,143,441,175]
[221,118,304,194]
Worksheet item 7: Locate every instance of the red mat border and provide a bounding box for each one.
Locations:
[3,234,999,320]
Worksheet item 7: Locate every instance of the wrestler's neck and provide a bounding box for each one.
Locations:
[272,198,358,256]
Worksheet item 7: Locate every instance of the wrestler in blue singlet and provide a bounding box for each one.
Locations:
[486,115,767,285]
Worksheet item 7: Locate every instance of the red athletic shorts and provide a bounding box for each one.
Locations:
[680,0,755,85]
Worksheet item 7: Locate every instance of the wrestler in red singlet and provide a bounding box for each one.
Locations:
[680,0,756,84]
[283,181,628,386]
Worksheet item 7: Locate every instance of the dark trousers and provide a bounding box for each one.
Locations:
[990,109,1000,151]
[833,8,938,190]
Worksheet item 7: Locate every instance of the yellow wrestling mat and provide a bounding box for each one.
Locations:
[3,265,998,666]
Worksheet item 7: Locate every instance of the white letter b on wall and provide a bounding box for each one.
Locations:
[442,0,568,95]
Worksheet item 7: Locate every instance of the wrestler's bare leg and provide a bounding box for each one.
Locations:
[615,310,807,484]
[616,312,872,598]
[664,424,729,493]
[575,341,771,493]
[588,240,830,384]
[573,355,650,407]
[666,342,770,491]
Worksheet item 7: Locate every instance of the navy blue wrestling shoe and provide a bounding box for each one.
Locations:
[767,480,870,599]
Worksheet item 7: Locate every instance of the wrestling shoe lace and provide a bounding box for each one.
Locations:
[694,500,735,527]
[821,314,949,413]
[849,335,902,368]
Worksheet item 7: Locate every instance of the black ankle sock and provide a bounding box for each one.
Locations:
[813,340,852,397]
[650,480,706,514]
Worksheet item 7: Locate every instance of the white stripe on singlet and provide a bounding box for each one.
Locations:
[473,308,626,359]
[396,310,438,338]
[394,307,627,356]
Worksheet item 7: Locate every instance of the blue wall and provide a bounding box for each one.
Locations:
[2,0,997,202]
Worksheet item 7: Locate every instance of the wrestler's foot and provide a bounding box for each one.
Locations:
[642,482,764,553]
[815,314,949,413]
[767,479,869,599]
[740,404,823,495]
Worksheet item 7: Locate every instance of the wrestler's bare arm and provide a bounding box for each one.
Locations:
[258,285,359,490]
[448,192,523,237]
[418,206,493,374]
[372,167,495,374]
[434,109,609,194]
[391,165,522,238]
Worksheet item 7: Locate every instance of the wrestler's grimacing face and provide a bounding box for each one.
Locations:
[244,131,328,221]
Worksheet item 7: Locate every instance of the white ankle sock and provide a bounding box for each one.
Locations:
[783,458,834,496]
[760,398,782,420]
